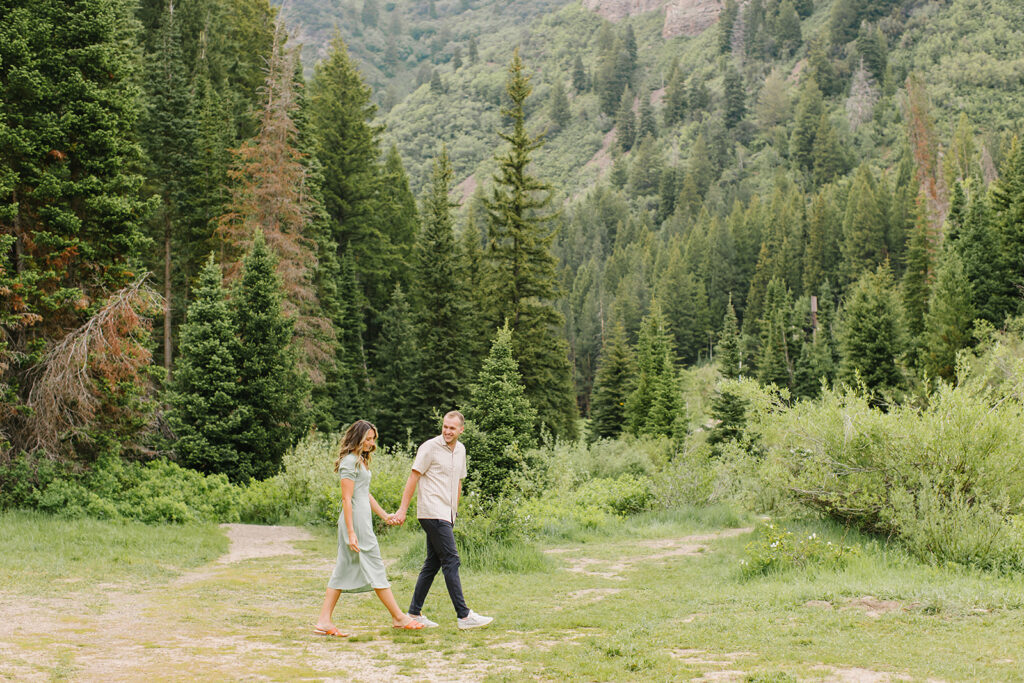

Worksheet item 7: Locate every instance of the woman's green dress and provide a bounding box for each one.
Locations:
[327,453,390,592]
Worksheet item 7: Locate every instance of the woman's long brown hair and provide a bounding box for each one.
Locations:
[334,420,378,472]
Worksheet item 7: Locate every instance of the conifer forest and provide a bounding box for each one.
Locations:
[4,0,1024,577]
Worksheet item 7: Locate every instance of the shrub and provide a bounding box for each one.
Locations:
[575,473,655,516]
[740,523,858,577]
[763,383,1024,570]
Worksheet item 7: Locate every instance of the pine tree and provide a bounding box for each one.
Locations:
[756,278,793,390]
[232,231,307,479]
[717,298,742,379]
[921,250,975,382]
[952,186,1006,325]
[723,64,746,129]
[855,23,888,84]
[615,87,637,153]
[413,146,471,435]
[637,95,657,140]
[990,136,1024,320]
[1,0,150,461]
[840,164,888,285]
[572,55,588,92]
[811,114,847,186]
[901,196,933,363]
[372,284,421,444]
[374,145,419,293]
[483,49,578,439]
[625,304,679,437]
[590,322,636,440]
[309,32,393,318]
[168,255,250,481]
[791,77,824,172]
[707,386,748,453]
[463,324,538,500]
[548,78,571,130]
[216,24,330,380]
[773,0,802,56]
[718,0,739,54]
[662,61,688,127]
[837,262,906,394]
[141,0,199,372]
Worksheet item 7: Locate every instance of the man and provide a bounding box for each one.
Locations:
[392,410,493,629]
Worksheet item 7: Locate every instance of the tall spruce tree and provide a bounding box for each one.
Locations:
[483,49,578,439]
[463,324,538,500]
[723,63,746,129]
[309,33,393,320]
[168,255,250,481]
[232,231,307,479]
[372,284,421,444]
[921,250,975,382]
[589,322,636,440]
[1,0,149,461]
[141,0,199,372]
[717,298,742,379]
[838,262,906,394]
[413,146,470,435]
[625,304,681,437]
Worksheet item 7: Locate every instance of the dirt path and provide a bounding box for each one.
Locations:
[0,524,927,682]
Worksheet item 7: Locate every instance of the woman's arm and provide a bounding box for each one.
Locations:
[369,494,389,521]
[341,478,359,553]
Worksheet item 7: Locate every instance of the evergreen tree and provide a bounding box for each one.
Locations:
[232,232,307,480]
[590,322,636,440]
[707,386,748,453]
[413,147,471,435]
[375,145,419,292]
[774,0,803,56]
[837,262,906,394]
[548,78,571,130]
[990,136,1024,320]
[856,23,888,84]
[141,1,199,371]
[571,55,588,92]
[812,114,847,185]
[717,298,742,379]
[662,62,688,127]
[334,252,370,418]
[756,278,793,390]
[951,186,1006,325]
[637,95,657,140]
[309,33,393,319]
[463,324,538,501]
[615,88,637,153]
[840,164,888,285]
[901,197,933,363]
[372,284,421,444]
[718,0,739,54]
[791,77,824,172]
[829,0,859,46]
[1,0,150,461]
[168,255,249,481]
[723,64,746,129]
[806,39,841,97]
[625,304,681,437]
[483,50,578,439]
[921,250,975,382]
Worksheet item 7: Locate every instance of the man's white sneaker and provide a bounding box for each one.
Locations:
[409,613,439,628]
[457,610,493,630]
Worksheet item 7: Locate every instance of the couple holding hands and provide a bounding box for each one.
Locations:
[314,412,493,636]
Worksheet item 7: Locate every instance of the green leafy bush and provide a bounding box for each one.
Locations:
[740,523,858,577]
[763,382,1024,570]
[575,473,655,516]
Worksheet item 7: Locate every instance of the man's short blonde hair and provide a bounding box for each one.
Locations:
[443,410,465,427]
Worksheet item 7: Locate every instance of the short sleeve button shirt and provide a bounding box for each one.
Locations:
[411,435,467,523]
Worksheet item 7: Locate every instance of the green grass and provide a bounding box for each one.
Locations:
[0,510,227,594]
[3,509,1024,680]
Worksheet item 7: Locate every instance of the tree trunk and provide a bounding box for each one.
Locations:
[164,219,173,373]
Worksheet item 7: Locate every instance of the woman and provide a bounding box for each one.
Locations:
[314,420,424,636]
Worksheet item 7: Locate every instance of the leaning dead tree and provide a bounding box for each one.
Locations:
[22,276,162,463]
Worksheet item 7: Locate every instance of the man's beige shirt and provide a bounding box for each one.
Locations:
[411,435,467,523]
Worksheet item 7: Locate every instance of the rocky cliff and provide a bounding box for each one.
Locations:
[582,0,724,39]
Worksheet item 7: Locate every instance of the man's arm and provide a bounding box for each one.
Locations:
[393,470,422,525]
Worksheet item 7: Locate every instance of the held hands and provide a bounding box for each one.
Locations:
[385,510,407,526]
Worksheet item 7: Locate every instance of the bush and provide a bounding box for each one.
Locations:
[763,383,1024,570]
[575,473,655,516]
[740,523,858,577]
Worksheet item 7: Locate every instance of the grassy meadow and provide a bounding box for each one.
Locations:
[2,507,1024,682]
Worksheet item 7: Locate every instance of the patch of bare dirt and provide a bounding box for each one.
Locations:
[671,649,757,666]
[815,665,913,682]
[842,596,914,618]
[217,523,314,564]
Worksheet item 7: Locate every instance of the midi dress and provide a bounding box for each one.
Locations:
[326,453,390,593]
